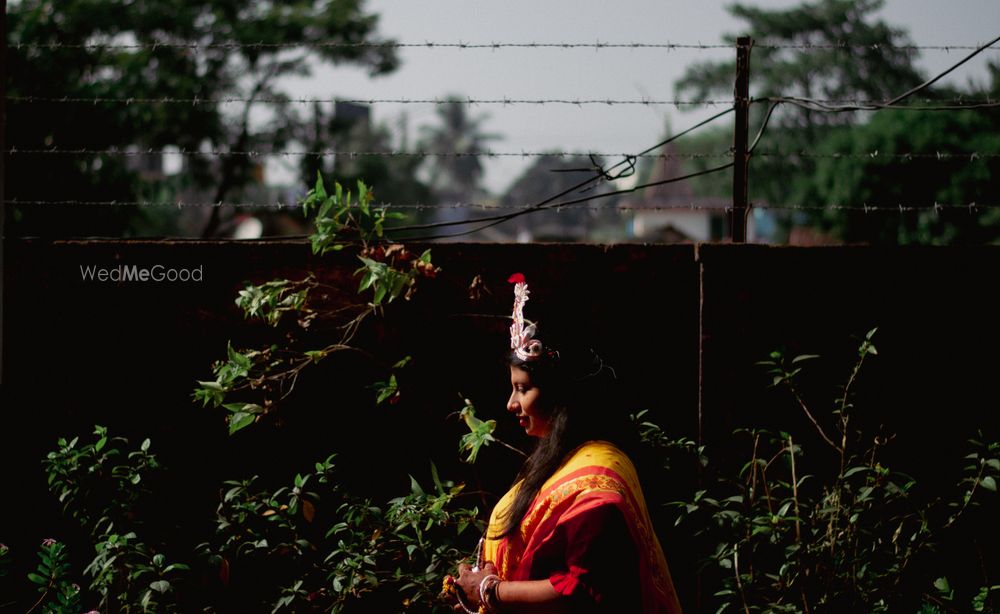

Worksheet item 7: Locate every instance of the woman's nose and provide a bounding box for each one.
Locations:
[506,393,518,412]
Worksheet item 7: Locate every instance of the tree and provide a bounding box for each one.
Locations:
[670,0,1000,243]
[410,98,502,239]
[499,154,619,242]
[811,99,1000,244]
[5,0,398,238]
[418,98,500,203]
[297,104,432,225]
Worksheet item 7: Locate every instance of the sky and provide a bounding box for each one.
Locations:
[275,0,1000,195]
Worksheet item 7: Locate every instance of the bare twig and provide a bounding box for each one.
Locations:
[786,380,842,454]
[733,545,752,614]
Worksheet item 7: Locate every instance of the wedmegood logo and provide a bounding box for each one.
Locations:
[79,264,204,282]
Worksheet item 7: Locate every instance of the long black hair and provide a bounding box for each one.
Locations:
[496,332,636,539]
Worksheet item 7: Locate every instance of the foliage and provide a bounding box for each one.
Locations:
[658,330,1000,612]
[41,425,188,612]
[27,539,82,614]
[6,0,398,237]
[496,153,625,242]
[811,108,1000,244]
[418,97,502,205]
[300,108,433,217]
[43,425,159,538]
[193,176,439,433]
[673,0,1000,244]
[197,456,480,612]
[677,0,923,112]
[25,423,481,612]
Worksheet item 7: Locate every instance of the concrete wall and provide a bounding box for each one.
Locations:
[3,239,999,607]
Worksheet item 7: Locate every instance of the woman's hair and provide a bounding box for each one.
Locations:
[495,330,634,539]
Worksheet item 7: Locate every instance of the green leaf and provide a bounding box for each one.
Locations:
[227,342,251,370]
[229,412,256,435]
[163,563,191,573]
[934,577,951,593]
[842,466,869,478]
[981,476,997,492]
[27,572,48,586]
[150,579,171,593]
[409,475,424,496]
[791,354,820,363]
[430,462,444,496]
[304,350,327,363]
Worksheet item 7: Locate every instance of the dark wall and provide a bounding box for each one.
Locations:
[2,239,998,609]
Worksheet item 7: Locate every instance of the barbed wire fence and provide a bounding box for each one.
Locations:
[3,31,1000,391]
[2,36,1000,243]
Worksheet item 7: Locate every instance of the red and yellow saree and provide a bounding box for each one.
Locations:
[484,440,682,612]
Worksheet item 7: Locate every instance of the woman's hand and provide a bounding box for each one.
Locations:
[452,560,498,611]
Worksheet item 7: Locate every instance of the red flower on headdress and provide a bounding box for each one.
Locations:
[508,272,525,284]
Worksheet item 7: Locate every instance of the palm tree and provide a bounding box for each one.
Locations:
[419,98,502,206]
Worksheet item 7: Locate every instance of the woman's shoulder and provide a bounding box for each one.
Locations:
[568,440,634,465]
[554,440,639,484]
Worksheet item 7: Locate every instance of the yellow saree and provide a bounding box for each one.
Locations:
[484,440,682,612]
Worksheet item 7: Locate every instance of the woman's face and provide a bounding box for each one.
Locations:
[507,365,551,438]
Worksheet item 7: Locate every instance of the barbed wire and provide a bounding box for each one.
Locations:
[754,151,1000,160]
[766,96,1000,112]
[387,108,737,237]
[6,198,996,213]
[755,42,1000,51]
[6,95,733,107]
[8,146,1000,162]
[2,147,734,160]
[761,34,1000,117]
[8,40,998,52]
[8,95,998,107]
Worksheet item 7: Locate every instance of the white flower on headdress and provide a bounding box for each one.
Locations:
[508,273,544,361]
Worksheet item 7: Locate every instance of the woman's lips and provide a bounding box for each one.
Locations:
[518,416,529,428]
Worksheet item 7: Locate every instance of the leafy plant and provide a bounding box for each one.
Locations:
[26,539,81,614]
[42,425,186,612]
[194,176,440,434]
[43,425,159,533]
[662,330,999,612]
[198,455,480,612]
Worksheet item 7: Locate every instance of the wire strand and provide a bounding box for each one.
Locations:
[389,162,737,241]
[382,107,737,236]
[8,41,997,51]
[4,41,735,51]
[8,199,994,212]
[4,146,736,159]
[7,147,999,161]
[761,34,1000,114]
[8,95,996,107]
[5,96,733,106]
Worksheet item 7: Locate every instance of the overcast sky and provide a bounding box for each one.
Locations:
[277,0,1000,195]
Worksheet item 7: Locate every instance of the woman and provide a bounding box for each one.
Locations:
[446,274,681,613]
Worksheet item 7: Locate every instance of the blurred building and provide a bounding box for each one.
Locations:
[619,143,733,243]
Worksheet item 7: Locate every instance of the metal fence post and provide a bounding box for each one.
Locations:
[732,36,752,243]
